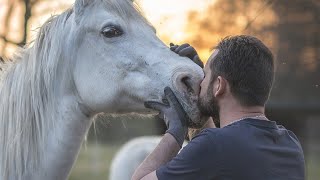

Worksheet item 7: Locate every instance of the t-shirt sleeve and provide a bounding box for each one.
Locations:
[156,129,220,180]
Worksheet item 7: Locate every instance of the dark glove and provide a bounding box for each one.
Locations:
[170,43,204,68]
[144,87,189,147]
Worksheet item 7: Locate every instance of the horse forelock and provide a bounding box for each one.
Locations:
[74,0,152,27]
[102,0,143,18]
[105,0,152,26]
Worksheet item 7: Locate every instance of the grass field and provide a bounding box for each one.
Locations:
[69,143,121,180]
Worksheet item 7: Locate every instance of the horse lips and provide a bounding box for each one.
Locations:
[175,90,208,128]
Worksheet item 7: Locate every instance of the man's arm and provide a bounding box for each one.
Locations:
[133,118,216,180]
[132,87,189,180]
[131,133,180,180]
[135,129,220,180]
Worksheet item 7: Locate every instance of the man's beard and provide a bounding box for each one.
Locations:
[198,88,220,126]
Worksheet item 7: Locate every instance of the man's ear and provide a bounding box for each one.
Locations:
[214,76,227,97]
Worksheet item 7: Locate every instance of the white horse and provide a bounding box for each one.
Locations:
[0,0,203,179]
[109,136,188,180]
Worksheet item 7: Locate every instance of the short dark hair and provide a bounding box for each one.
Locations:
[210,35,274,106]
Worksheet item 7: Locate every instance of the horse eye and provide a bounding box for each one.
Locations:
[102,26,123,38]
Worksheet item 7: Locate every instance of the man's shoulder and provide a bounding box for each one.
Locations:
[191,120,269,146]
[193,124,241,140]
[191,127,230,144]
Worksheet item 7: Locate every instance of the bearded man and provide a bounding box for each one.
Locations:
[132,35,305,180]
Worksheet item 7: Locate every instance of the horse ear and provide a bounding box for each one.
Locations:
[74,0,91,16]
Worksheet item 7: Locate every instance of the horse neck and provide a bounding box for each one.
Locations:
[36,95,93,180]
[0,9,93,179]
[0,54,92,180]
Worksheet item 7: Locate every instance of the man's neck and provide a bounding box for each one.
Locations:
[219,104,266,128]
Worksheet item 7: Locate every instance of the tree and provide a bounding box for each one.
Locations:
[0,0,39,57]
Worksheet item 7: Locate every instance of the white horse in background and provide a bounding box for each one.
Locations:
[0,0,204,179]
[110,136,188,180]
[109,123,209,180]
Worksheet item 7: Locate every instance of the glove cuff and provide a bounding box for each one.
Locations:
[166,129,185,148]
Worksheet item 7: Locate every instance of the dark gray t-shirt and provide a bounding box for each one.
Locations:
[156,118,305,180]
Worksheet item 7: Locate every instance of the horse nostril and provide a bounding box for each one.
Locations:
[174,72,202,95]
[181,76,194,93]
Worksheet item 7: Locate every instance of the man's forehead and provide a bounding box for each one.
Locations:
[205,49,219,69]
[209,49,219,61]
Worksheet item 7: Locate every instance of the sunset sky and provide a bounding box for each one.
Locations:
[138,0,215,42]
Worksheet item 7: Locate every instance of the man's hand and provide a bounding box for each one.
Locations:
[170,43,204,68]
[145,87,189,147]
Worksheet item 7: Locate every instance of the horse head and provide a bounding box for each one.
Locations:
[69,0,204,114]
[0,0,204,179]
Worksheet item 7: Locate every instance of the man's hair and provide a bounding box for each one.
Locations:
[210,35,274,106]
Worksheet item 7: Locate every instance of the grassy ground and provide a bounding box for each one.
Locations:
[69,143,120,180]
[306,154,320,180]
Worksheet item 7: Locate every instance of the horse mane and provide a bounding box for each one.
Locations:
[0,9,73,179]
[0,57,5,81]
[0,0,150,179]
[0,58,15,86]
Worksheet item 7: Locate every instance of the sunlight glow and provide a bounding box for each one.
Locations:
[0,0,277,62]
[137,0,215,45]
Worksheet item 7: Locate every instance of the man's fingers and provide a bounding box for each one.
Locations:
[144,101,167,111]
[164,87,180,106]
[164,87,190,127]
[172,43,204,68]
[178,46,197,57]
[193,55,204,68]
[155,112,165,120]
[170,43,178,51]
[175,43,189,53]
[170,45,179,51]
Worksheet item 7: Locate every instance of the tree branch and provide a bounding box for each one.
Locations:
[0,0,15,55]
[30,0,40,6]
[0,35,23,46]
[242,0,276,32]
[21,0,32,46]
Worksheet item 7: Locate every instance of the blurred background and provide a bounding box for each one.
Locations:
[0,0,319,179]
